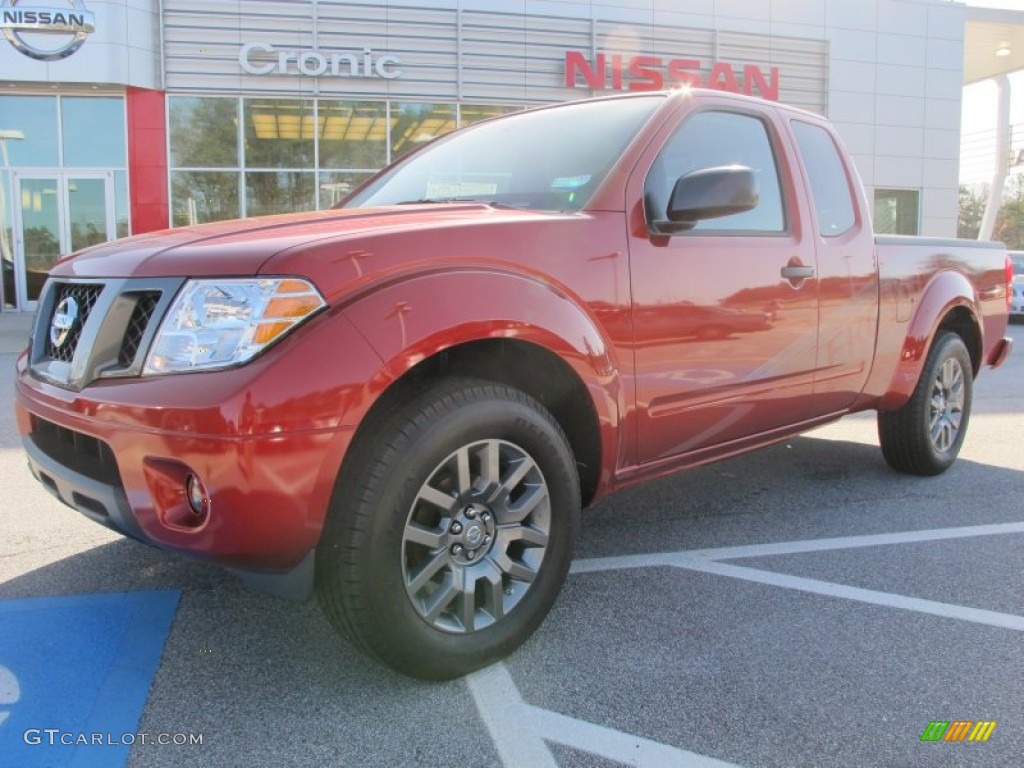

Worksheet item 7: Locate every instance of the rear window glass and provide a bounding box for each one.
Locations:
[791,121,856,237]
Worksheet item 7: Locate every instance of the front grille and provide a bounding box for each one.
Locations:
[30,416,121,487]
[30,276,180,390]
[45,283,103,362]
[118,292,161,367]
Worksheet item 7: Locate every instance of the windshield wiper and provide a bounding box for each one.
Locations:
[394,197,524,209]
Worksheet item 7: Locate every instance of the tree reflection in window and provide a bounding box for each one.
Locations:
[391,103,457,158]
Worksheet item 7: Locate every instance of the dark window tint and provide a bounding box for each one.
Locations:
[646,111,785,233]
[792,121,856,237]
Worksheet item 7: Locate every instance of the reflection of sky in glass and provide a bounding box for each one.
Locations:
[62,97,126,168]
[0,96,58,167]
[114,171,129,237]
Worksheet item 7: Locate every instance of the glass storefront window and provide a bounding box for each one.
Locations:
[874,189,920,235]
[459,104,521,128]
[391,103,457,159]
[245,172,315,216]
[0,95,58,167]
[1,170,13,308]
[171,171,240,227]
[244,99,315,169]
[114,171,129,238]
[62,97,126,168]
[66,178,109,251]
[170,97,239,168]
[319,171,374,209]
[165,98,522,226]
[18,177,61,301]
[318,101,388,169]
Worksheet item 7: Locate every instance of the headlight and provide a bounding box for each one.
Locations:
[143,278,325,374]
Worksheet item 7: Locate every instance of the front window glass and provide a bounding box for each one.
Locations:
[646,110,786,233]
[114,170,130,238]
[319,171,374,209]
[245,171,315,217]
[1,170,13,308]
[171,171,240,227]
[1010,253,1023,275]
[0,96,58,166]
[170,97,239,168]
[244,99,315,169]
[61,97,126,168]
[459,104,521,127]
[318,101,388,169]
[349,96,663,212]
[874,189,920,235]
[390,103,458,159]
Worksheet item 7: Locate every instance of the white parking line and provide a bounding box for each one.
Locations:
[686,521,1024,561]
[480,521,1024,767]
[468,662,744,768]
[676,558,1024,632]
[571,521,1024,574]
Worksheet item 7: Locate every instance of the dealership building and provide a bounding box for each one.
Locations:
[1,0,1022,310]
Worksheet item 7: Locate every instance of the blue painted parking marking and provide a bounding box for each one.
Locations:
[0,590,180,768]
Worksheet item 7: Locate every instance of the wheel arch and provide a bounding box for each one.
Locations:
[878,271,983,411]
[339,270,623,508]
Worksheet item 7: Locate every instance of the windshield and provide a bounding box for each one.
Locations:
[1012,253,1024,276]
[345,96,664,212]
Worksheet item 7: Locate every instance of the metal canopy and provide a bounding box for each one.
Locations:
[965,6,1024,85]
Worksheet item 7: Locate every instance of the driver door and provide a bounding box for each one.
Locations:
[629,107,820,464]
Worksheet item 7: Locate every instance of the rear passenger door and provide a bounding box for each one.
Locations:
[629,106,821,464]
[789,120,878,414]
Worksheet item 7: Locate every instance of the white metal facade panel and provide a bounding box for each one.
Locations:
[162,1,827,111]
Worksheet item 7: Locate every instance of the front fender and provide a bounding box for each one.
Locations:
[340,267,624,471]
[878,270,980,411]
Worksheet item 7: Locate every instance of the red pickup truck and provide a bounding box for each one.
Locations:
[16,90,1013,679]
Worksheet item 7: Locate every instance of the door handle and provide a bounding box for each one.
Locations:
[780,265,815,279]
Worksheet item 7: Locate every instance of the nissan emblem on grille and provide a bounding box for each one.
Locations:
[50,296,78,348]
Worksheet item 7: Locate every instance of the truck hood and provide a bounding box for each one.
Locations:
[52,205,543,280]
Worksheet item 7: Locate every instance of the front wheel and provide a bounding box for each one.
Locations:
[878,331,973,476]
[316,377,580,680]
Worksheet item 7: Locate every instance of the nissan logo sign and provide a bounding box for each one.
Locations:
[0,0,95,61]
[50,295,78,349]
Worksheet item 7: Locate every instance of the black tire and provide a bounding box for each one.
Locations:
[316,377,580,680]
[877,331,973,476]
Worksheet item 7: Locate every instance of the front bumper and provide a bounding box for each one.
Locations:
[15,303,382,600]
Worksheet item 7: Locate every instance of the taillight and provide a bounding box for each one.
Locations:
[1007,254,1014,313]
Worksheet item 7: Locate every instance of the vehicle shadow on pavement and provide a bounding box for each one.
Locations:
[0,433,1020,767]
[577,433,1024,558]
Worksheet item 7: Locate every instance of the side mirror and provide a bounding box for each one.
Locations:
[652,165,759,234]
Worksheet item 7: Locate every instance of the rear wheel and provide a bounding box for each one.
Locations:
[878,331,973,476]
[316,377,580,680]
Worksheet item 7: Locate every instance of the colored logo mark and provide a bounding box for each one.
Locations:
[921,720,997,742]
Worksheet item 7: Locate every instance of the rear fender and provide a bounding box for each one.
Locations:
[878,270,980,411]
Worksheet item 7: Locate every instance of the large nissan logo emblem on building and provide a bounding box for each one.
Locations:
[0,0,95,61]
[50,296,78,349]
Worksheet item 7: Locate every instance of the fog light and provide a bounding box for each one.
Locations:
[186,474,208,515]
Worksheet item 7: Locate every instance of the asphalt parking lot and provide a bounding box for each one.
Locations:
[1,316,1021,768]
